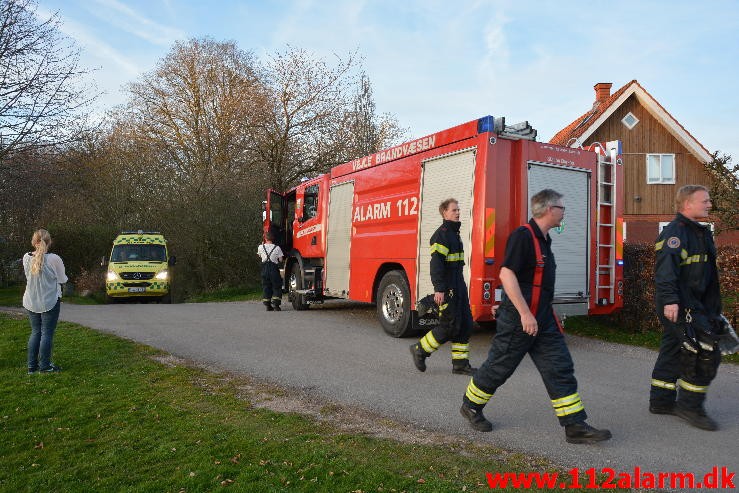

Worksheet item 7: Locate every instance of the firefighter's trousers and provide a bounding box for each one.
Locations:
[418,286,473,362]
[650,317,721,410]
[261,262,283,306]
[463,305,587,426]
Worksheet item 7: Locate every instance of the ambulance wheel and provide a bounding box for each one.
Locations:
[106,295,117,304]
[289,263,309,311]
[376,270,412,338]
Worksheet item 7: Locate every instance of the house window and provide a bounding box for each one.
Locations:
[647,154,675,184]
[622,112,639,130]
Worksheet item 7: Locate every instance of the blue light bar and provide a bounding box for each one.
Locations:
[477,115,495,133]
[617,260,624,266]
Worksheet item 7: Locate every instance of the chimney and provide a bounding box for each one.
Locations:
[594,83,612,104]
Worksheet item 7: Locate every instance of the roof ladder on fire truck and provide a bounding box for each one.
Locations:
[593,143,616,305]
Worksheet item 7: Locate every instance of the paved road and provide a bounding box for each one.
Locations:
[47,300,739,478]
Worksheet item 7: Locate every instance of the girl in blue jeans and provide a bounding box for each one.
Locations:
[22,229,68,374]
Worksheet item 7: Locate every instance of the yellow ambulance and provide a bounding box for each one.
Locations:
[104,231,175,303]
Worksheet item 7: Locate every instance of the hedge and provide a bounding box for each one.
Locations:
[610,243,739,333]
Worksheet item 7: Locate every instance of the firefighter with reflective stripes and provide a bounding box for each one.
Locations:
[258,230,284,311]
[460,189,611,444]
[650,185,723,430]
[410,198,476,375]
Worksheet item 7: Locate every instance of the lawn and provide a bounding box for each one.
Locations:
[564,315,739,365]
[0,284,263,305]
[1,313,595,492]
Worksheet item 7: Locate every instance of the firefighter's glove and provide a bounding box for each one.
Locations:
[416,294,438,318]
[717,314,739,356]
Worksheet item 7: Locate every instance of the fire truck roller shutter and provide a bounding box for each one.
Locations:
[417,148,476,301]
[325,181,354,296]
[527,163,590,317]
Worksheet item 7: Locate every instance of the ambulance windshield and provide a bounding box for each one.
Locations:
[111,244,167,262]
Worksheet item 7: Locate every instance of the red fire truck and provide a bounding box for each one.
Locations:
[264,116,624,337]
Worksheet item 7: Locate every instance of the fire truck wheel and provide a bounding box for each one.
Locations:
[289,263,310,311]
[376,270,412,337]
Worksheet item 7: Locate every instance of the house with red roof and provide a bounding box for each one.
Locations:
[550,80,736,245]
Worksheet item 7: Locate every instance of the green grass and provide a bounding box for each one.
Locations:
[185,286,263,303]
[0,285,22,306]
[4,313,608,492]
[564,315,739,364]
[0,285,103,306]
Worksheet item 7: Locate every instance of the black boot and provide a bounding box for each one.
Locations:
[564,422,612,444]
[264,301,274,312]
[649,401,675,415]
[674,405,718,431]
[452,360,477,375]
[460,401,493,432]
[409,343,429,372]
[272,299,282,312]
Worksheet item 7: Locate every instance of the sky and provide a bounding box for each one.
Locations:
[34,0,739,161]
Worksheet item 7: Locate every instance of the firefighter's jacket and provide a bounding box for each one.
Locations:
[429,219,466,294]
[655,213,722,320]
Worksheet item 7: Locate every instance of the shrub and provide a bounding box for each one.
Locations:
[611,243,739,333]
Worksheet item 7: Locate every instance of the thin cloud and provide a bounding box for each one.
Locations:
[34,5,141,77]
[88,0,185,46]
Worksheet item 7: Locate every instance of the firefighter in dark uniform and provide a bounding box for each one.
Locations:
[258,230,284,311]
[459,189,611,444]
[650,185,723,430]
[410,198,476,375]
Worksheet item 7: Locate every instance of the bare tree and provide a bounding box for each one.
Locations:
[252,47,364,191]
[345,73,408,159]
[0,0,94,162]
[122,37,265,196]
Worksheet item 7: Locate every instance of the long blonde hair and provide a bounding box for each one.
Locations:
[30,229,52,275]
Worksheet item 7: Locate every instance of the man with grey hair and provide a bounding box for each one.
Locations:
[650,185,723,430]
[460,189,612,444]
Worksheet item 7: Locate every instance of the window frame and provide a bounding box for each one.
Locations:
[621,111,639,130]
[302,184,320,221]
[646,153,676,184]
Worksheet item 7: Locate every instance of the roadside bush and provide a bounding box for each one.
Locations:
[610,243,739,333]
[74,267,105,296]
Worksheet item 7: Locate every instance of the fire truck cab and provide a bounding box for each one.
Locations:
[264,116,623,337]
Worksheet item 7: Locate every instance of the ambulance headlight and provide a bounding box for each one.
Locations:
[106,271,120,281]
[155,270,168,280]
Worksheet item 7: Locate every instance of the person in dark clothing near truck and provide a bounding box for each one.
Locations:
[459,189,611,444]
[257,230,284,311]
[649,185,724,431]
[410,198,476,375]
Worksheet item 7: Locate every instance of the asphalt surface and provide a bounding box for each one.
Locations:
[21,300,739,480]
